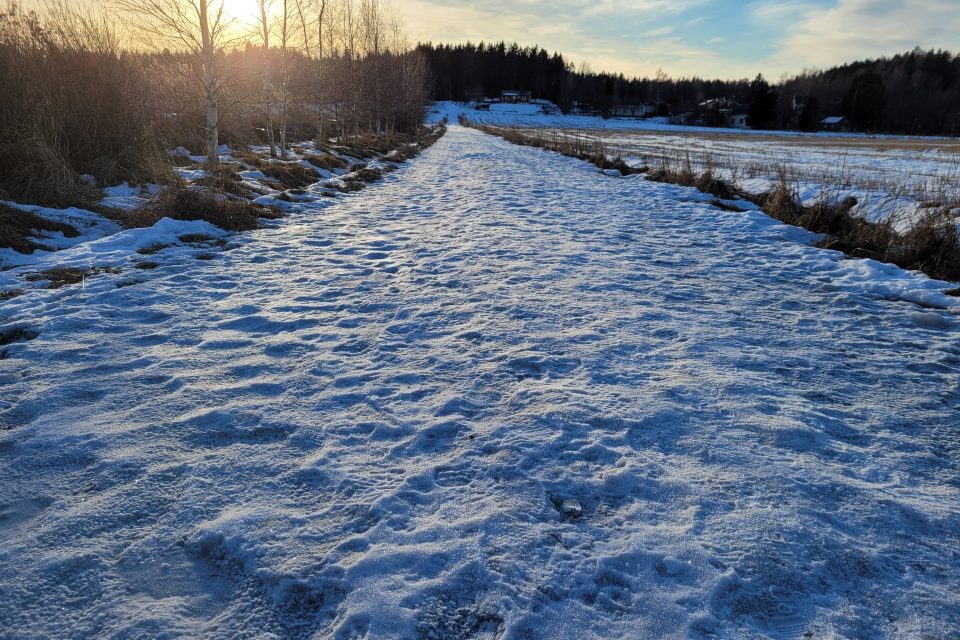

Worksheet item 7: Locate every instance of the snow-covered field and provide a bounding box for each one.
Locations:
[443,101,960,231]
[2,122,959,638]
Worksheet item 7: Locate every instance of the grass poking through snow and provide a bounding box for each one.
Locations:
[0,204,80,254]
[126,187,283,232]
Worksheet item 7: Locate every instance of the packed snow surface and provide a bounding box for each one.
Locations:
[2,123,960,639]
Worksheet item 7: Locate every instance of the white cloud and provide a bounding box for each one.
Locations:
[403,0,958,80]
[401,0,723,77]
[767,0,960,71]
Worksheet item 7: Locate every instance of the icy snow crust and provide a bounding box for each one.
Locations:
[1,124,960,639]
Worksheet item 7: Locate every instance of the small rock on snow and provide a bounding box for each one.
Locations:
[561,499,582,518]
[661,556,685,576]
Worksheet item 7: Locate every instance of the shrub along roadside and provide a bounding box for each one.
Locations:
[465,119,960,284]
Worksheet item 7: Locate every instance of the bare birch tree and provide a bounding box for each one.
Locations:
[277,0,290,157]
[256,0,278,158]
[114,0,231,167]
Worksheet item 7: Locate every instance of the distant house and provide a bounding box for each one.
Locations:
[610,104,657,119]
[501,90,532,103]
[820,116,848,132]
[725,105,749,129]
[726,113,748,129]
[695,98,750,128]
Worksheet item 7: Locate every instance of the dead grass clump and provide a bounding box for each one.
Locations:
[757,184,870,240]
[647,165,697,188]
[304,153,348,171]
[137,243,169,255]
[346,133,411,155]
[127,187,283,232]
[0,288,24,300]
[645,164,738,199]
[178,233,218,244]
[754,182,960,281]
[695,172,739,200]
[0,204,80,254]
[0,139,103,208]
[134,261,158,269]
[87,203,128,223]
[587,153,635,175]
[258,161,318,189]
[0,326,38,346]
[196,167,257,197]
[386,150,411,163]
[171,153,198,168]
[24,265,118,288]
[896,216,960,282]
[0,7,174,207]
[232,149,267,169]
[347,165,383,183]
[710,199,744,212]
[195,176,256,198]
[330,180,366,194]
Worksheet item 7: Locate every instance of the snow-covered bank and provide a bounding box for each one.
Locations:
[1,131,444,296]
[1,123,959,638]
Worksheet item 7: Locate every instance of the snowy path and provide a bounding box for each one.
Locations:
[2,124,959,639]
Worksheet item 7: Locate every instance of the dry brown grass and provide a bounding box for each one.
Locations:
[126,187,283,232]
[0,7,175,207]
[136,242,169,255]
[24,265,120,288]
[347,166,384,183]
[896,215,960,281]
[0,204,80,254]
[257,161,320,190]
[0,288,24,300]
[304,153,349,171]
[194,165,261,198]
[0,326,38,346]
[750,180,960,282]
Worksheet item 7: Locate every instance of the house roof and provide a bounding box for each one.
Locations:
[822,116,845,124]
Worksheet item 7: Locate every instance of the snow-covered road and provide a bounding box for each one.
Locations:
[2,124,959,639]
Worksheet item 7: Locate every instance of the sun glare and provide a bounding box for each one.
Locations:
[220,0,260,28]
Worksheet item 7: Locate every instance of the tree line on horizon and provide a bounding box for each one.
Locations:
[418,42,960,135]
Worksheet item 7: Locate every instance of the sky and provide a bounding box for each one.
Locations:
[399,0,960,80]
